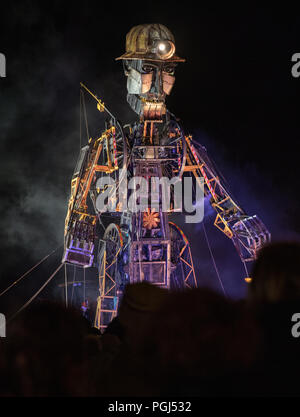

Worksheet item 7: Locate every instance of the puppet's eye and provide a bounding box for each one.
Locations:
[142,64,155,73]
[163,64,176,75]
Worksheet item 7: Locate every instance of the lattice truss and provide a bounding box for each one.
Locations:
[94,224,123,331]
[184,136,270,262]
[62,84,270,331]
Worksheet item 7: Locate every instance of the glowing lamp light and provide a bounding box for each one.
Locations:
[155,40,175,59]
[244,277,252,283]
[158,42,166,51]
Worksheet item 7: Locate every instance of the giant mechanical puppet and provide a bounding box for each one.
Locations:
[62,24,270,331]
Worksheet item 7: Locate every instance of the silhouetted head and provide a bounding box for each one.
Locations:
[117,282,169,348]
[248,241,300,304]
[5,300,91,396]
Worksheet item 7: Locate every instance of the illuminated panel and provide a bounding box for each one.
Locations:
[62,239,94,268]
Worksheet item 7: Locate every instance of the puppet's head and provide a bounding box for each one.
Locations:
[116,24,185,120]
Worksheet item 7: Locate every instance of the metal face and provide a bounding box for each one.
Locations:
[140,61,176,96]
[125,59,176,118]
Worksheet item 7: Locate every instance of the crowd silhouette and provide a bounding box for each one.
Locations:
[1,241,300,397]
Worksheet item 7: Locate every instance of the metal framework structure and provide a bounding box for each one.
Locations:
[62,24,270,331]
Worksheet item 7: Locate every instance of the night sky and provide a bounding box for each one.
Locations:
[0,3,299,316]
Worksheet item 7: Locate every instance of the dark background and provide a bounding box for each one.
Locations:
[0,2,299,316]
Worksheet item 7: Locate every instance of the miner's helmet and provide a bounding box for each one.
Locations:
[115,23,185,63]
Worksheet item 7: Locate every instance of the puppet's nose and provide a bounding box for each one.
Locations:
[150,68,164,97]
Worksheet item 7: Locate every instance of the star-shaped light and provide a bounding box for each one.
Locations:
[143,208,160,230]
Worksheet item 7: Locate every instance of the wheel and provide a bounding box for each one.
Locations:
[169,221,197,290]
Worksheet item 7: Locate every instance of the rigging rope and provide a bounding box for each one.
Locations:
[242,260,250,278]
[202,222,227,298]
[81,89,90,142]
[0,246,61,298]
[71,265,76,306]
[64,263,68,308]
[7,263,64,323]
[83,267,86,302]
[80,88,82,149]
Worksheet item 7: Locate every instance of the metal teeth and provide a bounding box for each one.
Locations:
[145,100,163,104]
[143,101,166,120]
